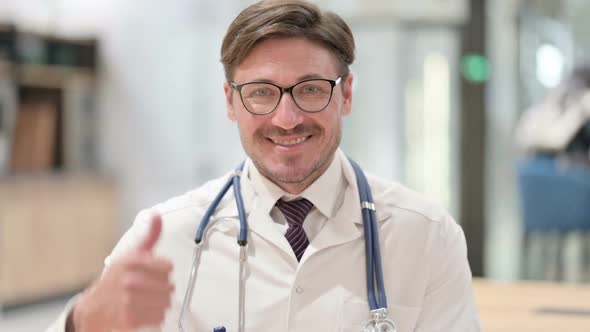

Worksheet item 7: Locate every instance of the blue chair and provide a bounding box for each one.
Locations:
[517,155,590,281]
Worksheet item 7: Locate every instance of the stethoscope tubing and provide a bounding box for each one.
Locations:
[349,159,388,311]
[179,158,392,332]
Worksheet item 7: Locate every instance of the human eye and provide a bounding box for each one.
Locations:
[245,84,276,98]
[296,81,328,95]
[302,85,321,93]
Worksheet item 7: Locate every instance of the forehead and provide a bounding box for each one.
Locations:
[233,37,340,84]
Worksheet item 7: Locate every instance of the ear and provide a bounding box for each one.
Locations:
[224,81,237,121]
[341,73,354,116]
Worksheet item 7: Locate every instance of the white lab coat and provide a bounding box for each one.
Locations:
[47,155,480,332]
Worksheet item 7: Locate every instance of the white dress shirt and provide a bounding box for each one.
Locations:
[247,153,346,241]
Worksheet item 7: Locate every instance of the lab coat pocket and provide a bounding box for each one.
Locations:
[340,300,421,332]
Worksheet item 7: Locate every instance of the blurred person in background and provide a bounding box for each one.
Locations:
[515,65,590,281]
[47,0,480,331]
[516,65,590,161]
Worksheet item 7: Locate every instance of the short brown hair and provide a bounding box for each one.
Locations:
[220,0,355,80]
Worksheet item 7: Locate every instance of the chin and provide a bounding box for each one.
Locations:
[268,165,312,183]
[256,158,311,182]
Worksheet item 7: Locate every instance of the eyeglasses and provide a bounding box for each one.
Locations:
[230,76,342,115]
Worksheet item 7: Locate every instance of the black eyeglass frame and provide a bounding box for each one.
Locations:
[230,76,343,115]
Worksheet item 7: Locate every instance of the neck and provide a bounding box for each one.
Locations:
[259,154,336,195]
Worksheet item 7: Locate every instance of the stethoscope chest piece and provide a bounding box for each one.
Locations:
[362,308,397,332]
[180,159,397,332]
[362,319,397,332]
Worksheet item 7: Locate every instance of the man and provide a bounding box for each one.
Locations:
[48,0,480,331]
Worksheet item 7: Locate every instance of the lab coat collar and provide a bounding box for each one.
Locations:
[245,151,344,219]
[337,150,392,225]
[209,161,295,256]
[301,169,362,259]
[210,151,392,236]
[211,160,257,220]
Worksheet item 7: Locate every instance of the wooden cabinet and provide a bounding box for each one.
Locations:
[0,175,117,306]
[0,23,109,308]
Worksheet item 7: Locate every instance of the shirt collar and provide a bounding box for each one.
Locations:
[245,149,347,218]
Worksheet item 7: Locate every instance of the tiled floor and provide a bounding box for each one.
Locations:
[0,298,69,332]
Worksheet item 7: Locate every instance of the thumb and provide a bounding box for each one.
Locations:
[138,213,162,252]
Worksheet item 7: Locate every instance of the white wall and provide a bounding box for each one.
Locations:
[344,23,404,181]
[3,0,456,233]
[485,0,522,280]
[93,1,410,229]
[96,1,254,227]
[2,0,247,228]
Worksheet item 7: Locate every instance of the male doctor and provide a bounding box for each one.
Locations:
[48,0,480,331]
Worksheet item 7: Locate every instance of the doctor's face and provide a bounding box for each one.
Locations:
[224,37,353,194]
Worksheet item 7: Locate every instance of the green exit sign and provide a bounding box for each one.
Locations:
[461,54,490,83]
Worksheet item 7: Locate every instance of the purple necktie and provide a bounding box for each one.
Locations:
[276,198,313,261]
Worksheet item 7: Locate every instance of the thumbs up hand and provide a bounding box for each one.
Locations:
[138,213,164,252]
[70,213,175,332]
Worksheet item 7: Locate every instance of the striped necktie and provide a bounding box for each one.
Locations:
[276,198,314,261]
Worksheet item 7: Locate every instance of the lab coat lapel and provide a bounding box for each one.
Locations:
[303,156,393,261]
[247,204,295,256]
[340,153,393,226]
[212,170,294,258]
[303,184,363,259]
[209,157,393,263]
[303,157,364,260]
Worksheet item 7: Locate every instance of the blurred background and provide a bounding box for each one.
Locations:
[0,0,589,330]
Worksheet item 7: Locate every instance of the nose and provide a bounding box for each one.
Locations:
[270,93,304,130]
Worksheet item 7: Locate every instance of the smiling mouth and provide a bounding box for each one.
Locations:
[269,135,311,146]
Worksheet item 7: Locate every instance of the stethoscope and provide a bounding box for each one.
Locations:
[178,158,397,332]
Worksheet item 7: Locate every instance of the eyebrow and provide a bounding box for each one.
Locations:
[240,73,328,84]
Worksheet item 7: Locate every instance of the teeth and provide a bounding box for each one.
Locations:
[273,136,309,146]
